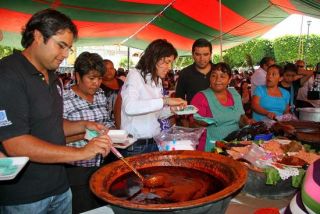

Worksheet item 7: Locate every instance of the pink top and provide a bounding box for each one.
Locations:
[191,90,234,151]
[303,161,320,203]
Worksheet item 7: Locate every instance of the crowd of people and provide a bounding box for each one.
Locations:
[0,8,319,214]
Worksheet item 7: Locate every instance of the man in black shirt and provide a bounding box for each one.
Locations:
[175,38,213,104]
[0,9,112,213]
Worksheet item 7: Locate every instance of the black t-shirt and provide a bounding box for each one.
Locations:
[279,79,301,106]
[0,51,69,205]
[175,63,212,104]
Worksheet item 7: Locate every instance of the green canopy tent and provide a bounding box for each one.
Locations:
[0,0,320,55]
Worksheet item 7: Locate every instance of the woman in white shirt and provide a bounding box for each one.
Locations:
[121,39,187,156]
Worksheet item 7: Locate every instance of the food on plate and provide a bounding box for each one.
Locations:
[260,140,284,155]
[276,156,307,167]
[294,150,320,164]
[280,141,303,153]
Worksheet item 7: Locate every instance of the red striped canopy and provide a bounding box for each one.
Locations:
[0,0,319,54]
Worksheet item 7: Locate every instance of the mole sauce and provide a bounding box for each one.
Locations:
[109,166,227,204]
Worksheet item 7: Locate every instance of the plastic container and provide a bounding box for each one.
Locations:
[254,133,273,141]
[254,207,280,214]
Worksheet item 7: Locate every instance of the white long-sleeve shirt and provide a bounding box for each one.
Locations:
[297,76,320,107]
[251,67,267,96]
[120,69,170,139]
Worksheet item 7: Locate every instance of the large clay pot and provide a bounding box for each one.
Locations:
[90,150,247,214]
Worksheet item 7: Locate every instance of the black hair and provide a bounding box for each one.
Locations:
[211,62,232,77]
[259,57,274,67]
[316,62,320,72]
[136,39,177,85]
[283,63,297,74]
[192,38,212,54]
[74,52,105,79]
[267,64,284,76]
[239,79,250,96]
[21,8,78,48]
[103,59,113,64]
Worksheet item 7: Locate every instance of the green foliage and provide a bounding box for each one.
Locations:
[273,34,320,66]
[218,34,320,68]
[222,39,274,68]
[119,57,134,69]
[305,34,320,66]
[174,56,193,69]
[0,45,14,59]
[273,35,301,64]
[212,54,220,63]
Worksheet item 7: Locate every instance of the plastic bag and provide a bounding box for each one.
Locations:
[262,113,298,128]
[154,126,205,151]
[242,143,273,168]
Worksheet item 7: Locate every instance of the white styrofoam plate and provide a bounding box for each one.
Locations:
[173,105,198,115]
[108,130,128,143]
[112,137,136,149]
[0,157,29,181]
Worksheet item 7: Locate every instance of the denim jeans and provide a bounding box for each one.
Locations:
[0,188,72,214]
[122,138,159,157]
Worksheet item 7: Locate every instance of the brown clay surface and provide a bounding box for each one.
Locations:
[90,150,247,211]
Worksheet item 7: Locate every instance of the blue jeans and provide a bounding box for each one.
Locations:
[0,188,72,214]
[122,138,159,157]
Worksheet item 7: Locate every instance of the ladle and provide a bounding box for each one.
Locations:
[110,146,164,188]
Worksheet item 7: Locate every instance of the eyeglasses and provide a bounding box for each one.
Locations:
[51,37,74,55]
[297,65,304,68]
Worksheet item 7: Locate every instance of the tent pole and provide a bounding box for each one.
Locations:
[127,46,130,71]
[298,15,304,59]
[219,0,223,62]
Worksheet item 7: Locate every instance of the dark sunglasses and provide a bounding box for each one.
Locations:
[297,65,304,68]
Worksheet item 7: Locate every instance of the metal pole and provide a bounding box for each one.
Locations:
[219,0,223,62]
[127,46,130,71]
[304,20,312,64]
[298,16,304,59]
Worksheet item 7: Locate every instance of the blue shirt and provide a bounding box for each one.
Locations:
[253,85,290,121]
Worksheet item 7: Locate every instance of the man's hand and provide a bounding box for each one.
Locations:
[85,121,109,134]
[82,134,112,160]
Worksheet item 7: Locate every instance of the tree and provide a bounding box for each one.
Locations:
[174,56,193,69]
[0,45,14,59]
[273,34,320,66]
[222,39,274,68]
[119,57,134,69]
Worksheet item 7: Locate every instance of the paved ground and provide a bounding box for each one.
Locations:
[226,192,292,214]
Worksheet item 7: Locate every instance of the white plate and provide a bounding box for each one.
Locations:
[174,105,198,115]
[113,137,137,149]
[0,157,29,181]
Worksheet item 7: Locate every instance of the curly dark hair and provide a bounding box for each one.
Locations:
[21,8,78,48]
[74,52,105,80]
[211,62,232,77]
[136,39,177,85]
